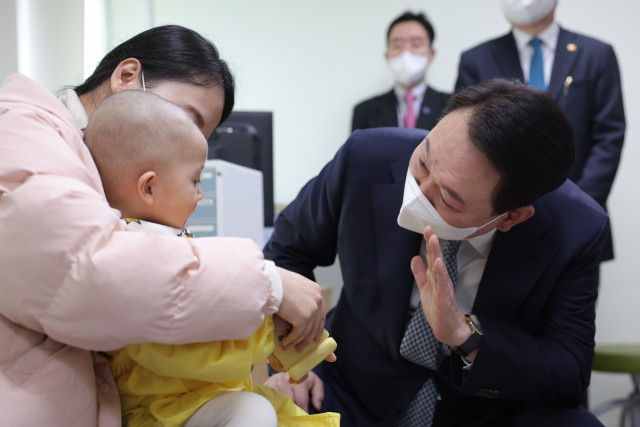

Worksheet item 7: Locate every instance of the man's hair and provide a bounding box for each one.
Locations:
[387,12,435,44]
[84,90,199,201]
[441,79,576,214]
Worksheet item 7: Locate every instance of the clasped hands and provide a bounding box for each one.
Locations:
[414,226,476,361]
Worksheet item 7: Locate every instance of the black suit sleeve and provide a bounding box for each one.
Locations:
[452,218,609,407]
[574,45,625,205]
[455,51,481,92]
[352,103,368,132]
[264,133,353,280]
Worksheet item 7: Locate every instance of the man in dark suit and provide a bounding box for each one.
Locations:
[455,0,624,261]
[352,12,450,133]
[264,80,608,426]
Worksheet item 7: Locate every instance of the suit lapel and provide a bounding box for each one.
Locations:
[492,32,525,81]
[377,89,399,127]
[472,202,557,323]
[372,156,422,358]
[415,87,438,130]
[548,28,581,100]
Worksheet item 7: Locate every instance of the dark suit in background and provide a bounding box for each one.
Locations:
[264,128,609,427]
[455,27,625,260]
[352,87,450,132]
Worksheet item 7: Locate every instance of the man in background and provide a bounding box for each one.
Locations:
[455,0,625,263]
[352,12,450,132]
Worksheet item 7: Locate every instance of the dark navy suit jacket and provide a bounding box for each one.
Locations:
[264,128,609,426]
[455,27,624,260]
[352,87,450,133]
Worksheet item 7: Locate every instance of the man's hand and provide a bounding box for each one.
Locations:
[276,267,326,352]
[414,226,472,352]
[263,371,326,413]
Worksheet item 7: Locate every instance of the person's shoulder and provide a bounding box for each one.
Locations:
[426,86,452,104]
[354,88,395,111]
[560,27,613,53]
[461,32,513,57]
[535,180,608,233]
[345,128,427,161]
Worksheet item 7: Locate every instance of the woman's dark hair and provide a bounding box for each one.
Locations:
[387,12,435,44]
[75,25,235,124]
[441,79,576,214]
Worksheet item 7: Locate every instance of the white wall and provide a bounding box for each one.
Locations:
[21,0,84,92]
[0,0,18,84]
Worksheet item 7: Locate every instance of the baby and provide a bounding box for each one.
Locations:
[84,91,339,427]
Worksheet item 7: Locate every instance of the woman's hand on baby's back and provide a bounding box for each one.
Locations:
[276,267,326,352]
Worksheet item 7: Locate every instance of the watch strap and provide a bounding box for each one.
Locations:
[447,332,483,358]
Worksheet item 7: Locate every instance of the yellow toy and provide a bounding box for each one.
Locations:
[270,330,338,381]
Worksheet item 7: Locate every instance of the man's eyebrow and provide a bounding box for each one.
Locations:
[425,137,466,206]
[425,137,430,161]
[185,104,205,129]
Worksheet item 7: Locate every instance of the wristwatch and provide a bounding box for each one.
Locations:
[446,313,483,358]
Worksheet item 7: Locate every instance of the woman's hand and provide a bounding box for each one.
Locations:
[276,267,326,352]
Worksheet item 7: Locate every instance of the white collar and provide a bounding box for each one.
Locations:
[512,21,560,53]
[120,218,192,238]
[394,81,428,101]
[57,88,89,130]
[464,228,497,258]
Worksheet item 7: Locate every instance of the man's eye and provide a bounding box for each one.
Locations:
[419,158,429,172]
[441,194,452,208]
[194,180,201,185]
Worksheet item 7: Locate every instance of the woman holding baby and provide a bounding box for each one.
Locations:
[0,25,331,426]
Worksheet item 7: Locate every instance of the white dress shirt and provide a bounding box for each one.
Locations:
[394,81,428,128]
[512,21,560,89]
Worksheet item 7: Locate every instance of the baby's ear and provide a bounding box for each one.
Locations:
[137,171,157,205]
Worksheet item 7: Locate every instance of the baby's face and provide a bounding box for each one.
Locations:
[153,132,208,230]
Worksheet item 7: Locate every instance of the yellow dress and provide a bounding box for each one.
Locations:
[106,316,339,427]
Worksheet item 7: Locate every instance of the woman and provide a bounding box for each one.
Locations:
[0,25,326,426]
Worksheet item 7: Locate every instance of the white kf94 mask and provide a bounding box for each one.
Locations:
[388,51,429,87]
[397,168,507,241]
[500,0,556,26]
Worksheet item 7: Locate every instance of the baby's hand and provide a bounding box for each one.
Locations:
[269,315,292,372]
[273,314,292,341]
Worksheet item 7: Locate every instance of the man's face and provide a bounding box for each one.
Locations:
[386,21,433,59]
[408,109,503,238]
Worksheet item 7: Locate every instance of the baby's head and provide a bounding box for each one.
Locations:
[84,90,208,230]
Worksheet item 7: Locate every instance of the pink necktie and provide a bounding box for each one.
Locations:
[404,91,416,128]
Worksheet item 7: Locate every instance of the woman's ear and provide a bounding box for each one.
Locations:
[137,171,157,206]
[110,58,143,94]
[496,206,535,233]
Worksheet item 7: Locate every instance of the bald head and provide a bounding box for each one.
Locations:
[84,90,207,201]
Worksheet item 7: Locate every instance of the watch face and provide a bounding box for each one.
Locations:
[470,314,483,335]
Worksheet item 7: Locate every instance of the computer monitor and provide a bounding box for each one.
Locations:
[207,111,274,226]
